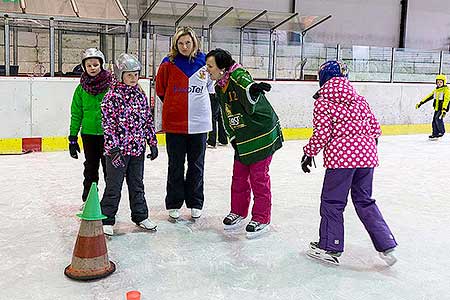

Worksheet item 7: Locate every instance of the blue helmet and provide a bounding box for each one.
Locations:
[318,60,349,87]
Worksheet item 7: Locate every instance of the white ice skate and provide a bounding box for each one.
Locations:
[245,220,270,239]
[306,242,341,265]
[103,225,114,236]
[168,209,180,219]
[223,212,245,230]
[138,218,157,231]
[379,248,397,266]
[79,202,85,213]
[191,208,202,219]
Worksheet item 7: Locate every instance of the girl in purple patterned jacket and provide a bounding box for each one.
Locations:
[301,60,397,266]
[100,53,158,236]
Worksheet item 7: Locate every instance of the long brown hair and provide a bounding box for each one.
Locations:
[169,26,200,62]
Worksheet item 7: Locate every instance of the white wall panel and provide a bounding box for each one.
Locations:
[0,78,32,138]
[30,77,79,137]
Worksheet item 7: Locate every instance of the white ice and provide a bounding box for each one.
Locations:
[0,134,448,300]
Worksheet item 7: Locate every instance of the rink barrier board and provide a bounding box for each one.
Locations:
[0,124,442,154]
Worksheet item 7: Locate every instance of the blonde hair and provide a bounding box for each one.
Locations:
[169,26,200,62]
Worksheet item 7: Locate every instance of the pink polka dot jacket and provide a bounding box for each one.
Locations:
[303,77,381,169]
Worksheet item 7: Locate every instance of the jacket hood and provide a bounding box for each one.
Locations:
[319,77,356,104]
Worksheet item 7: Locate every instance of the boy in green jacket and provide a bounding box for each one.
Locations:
[69,48,112,205]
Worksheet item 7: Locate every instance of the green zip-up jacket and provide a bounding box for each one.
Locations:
[418,85,450,111]
[69,84,107,136]
[215,68,283,165]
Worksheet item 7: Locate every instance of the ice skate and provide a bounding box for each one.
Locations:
[79,202,85,212]
[168,209,180,219]
[379,248,397,266]
[306,242,341,265]
[191,208,202,219]
[245,220,270,238]
[429,134,441,141]
[223,212,245,230]
[103,225,114,236]
[138,218,157,231]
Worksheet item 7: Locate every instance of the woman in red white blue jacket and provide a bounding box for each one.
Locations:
[301,60,397,266]
[155,26,214,220]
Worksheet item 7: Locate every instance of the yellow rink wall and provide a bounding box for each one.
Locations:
[0,124,445,154]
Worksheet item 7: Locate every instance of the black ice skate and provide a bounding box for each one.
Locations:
[429,134,441,141]
[245,220,270,239]
[223,212,244,230]
[306,242,341,265]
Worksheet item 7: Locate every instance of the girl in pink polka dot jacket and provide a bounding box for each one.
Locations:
[301,60,397,266]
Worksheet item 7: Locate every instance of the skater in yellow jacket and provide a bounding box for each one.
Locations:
[416,74,450,139]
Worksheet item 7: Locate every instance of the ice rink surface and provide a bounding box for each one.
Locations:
[0,134,448,300]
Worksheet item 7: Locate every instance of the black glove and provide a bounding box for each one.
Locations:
[301,154,313,173]
[249,82,271,97]
[312,90,320,99]
[68,135,80,159]
[146,145,158,160]
[231,140,237,151]
[109,147,125,168]
[375,138,378,145]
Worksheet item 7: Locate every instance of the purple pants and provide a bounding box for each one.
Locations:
[318,168,397,252]
[230,156,272,224]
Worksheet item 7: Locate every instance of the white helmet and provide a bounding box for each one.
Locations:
[113,53,142,82]
[81,48,105,71]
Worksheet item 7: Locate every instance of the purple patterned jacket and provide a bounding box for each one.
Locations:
[101,81,157,156]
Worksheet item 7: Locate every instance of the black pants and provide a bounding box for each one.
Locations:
[432,110,445,136]
[207,95,228,146]
[101,154,148,225]
[81,134,106,201]
[165,133,207,210]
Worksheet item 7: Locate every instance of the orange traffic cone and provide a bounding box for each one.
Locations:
[64,183,116,280]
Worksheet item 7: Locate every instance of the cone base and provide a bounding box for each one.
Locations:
[64,261,116,281]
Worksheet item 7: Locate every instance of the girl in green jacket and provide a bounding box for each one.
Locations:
[206,48,283,238]
[68,48,112,205]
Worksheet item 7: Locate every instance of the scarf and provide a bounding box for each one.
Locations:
[216,63,243,88]
[80,69,112,95]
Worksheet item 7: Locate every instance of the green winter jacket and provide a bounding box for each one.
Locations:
[69,84,107,136]
[215,68,283,165]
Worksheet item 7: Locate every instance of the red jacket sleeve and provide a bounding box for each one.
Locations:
[155,62,169,98]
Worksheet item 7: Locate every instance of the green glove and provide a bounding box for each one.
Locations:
[415,103,422,109]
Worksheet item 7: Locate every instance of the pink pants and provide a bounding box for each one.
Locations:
[230,156,272,224]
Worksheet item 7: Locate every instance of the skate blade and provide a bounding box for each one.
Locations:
[223,220,245,231]
[138,225,157,231]
[306,249,340,265]
[246,224,270,239]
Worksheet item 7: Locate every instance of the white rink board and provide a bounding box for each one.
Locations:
[0,77,32,138]
[30,77,79,137]
[0,78,438,138]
